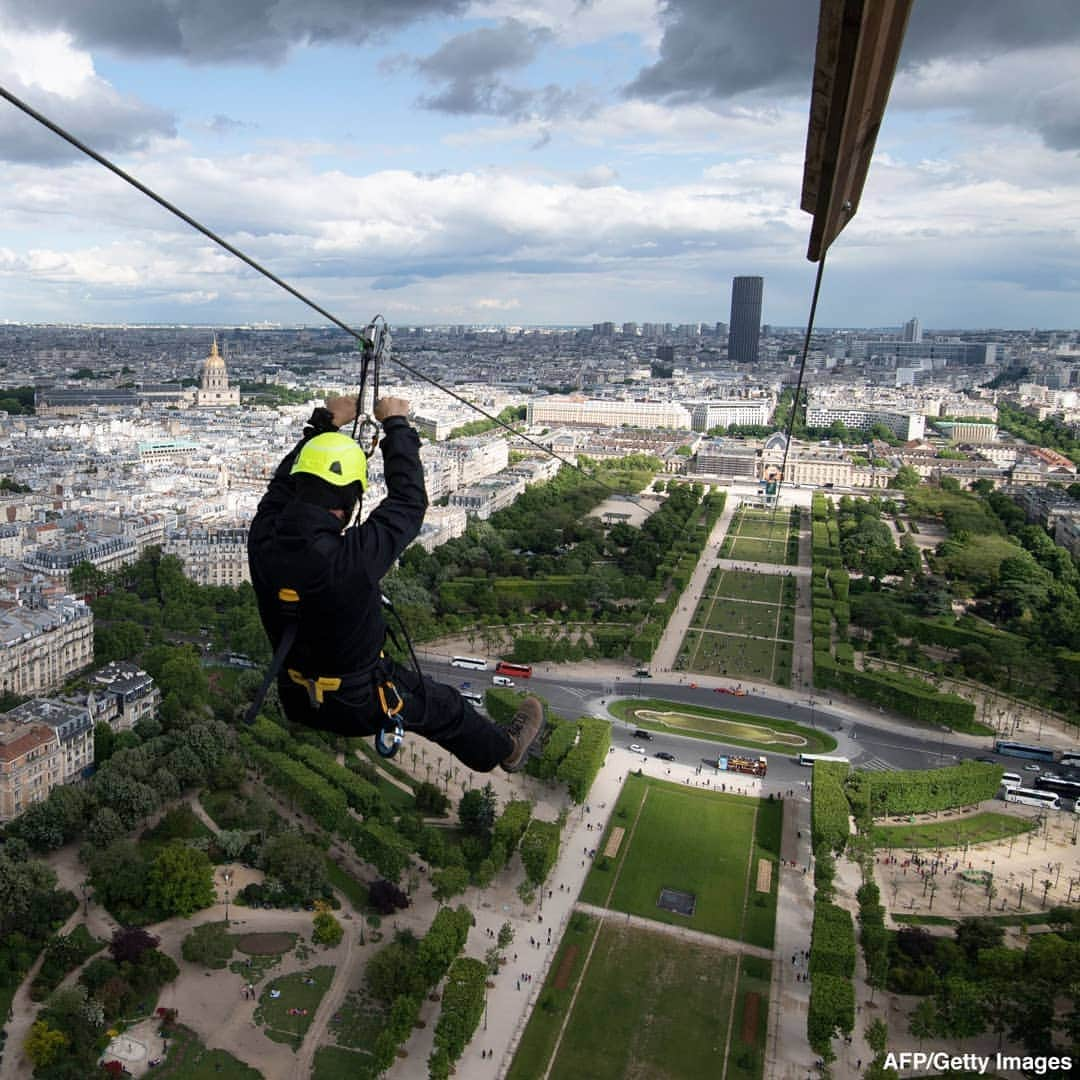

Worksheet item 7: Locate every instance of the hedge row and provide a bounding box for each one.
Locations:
[846,761,1003,818]
[242,737,348,833]
[293,743,382,819]
[343,818,412,882]
[808,973,855,1055]
[429,956,488,1077]
[856,879,888,989]
[519,818,561,888]
[809,903,856,978]
[811,760,850,855]
[813,656,977,730]
[556,717,612,804]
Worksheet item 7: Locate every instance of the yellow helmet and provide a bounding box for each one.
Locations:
[291,432,367,490]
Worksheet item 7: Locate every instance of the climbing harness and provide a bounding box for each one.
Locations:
[351,317,390,458]
[242,586,413,759]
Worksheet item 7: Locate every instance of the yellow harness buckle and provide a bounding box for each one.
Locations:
[287,669,342,708]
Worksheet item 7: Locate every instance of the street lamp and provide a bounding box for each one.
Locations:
[224,888,230,926]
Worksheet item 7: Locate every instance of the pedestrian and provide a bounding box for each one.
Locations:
[246,395,546,770]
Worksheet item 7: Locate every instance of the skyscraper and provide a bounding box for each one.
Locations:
[728,276,763,364]
[903,316,922,343]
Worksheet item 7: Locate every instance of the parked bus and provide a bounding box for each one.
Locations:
[993,740,1056,763]
[495,661,533,679]
[798,753,850,767]
[1035,775,1080,800]
[1058,752,1080,770]
[450,656,487,670]
[999,772,1022,790]
[1004,787,1060,810]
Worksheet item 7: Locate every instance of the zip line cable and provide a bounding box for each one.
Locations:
[0,83,644,501]
[774,253,828,508]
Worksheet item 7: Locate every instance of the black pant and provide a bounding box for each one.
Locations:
[277,658,513,772]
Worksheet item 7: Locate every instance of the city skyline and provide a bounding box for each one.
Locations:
[1,1,1078,330]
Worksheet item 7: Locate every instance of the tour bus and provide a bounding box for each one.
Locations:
[450,656,487,671]
[495,661,533,679]
[1034,775,1080,800]
[797,753,850,767]
[999,772,1022,790]
[1004,787,1060,810]
[993,739,1056,763]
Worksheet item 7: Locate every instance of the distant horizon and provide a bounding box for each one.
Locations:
[3,320,1078,337]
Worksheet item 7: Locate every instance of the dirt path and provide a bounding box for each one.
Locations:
[294,923,355,1078]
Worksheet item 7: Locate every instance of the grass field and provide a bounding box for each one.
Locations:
[729,955,771,1080]
[543,924,738,1080]
[681,629,793,686]
[255,965,334,1049]
[696,599,788,639]
[870,812,1035,850]
[725,535,791,565]
[581,775,762,940]
[323,856,369,911]
[609,698,835,754]
[706,568,785,604]
[154,1025,262,1079]
[313,1045,378,1080]
[506,913,602,1080]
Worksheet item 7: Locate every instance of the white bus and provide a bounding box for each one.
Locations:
[1058,753,1080,770]
[798,753,850,767]
[1000,772,1022,790]
[460,689,484,703]
[1005,787,1060,810]
[450,656,487,670]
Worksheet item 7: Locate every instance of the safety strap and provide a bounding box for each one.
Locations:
[243,588,301,725]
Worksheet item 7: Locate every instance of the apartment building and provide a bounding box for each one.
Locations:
[526,397,692,430]
[0,716,62,822]
[0,599,94,697]
[164,526,250,587]
[23,534,138,580]
[86,660,160,733]
[687,399,773,431]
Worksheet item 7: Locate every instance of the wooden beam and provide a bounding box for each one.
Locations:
[801,0,914,262]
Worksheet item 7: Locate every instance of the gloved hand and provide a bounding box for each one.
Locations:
[374,397,410,421]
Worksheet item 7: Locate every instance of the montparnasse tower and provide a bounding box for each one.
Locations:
[195,337,240,407]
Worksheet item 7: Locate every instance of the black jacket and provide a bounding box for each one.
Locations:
[247,413,428,677]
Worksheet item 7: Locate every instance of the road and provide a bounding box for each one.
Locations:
[416,657,1000,787]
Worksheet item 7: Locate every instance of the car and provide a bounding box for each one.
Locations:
[1023,763,1041,772]
[628,744,646,755]
[632,729,654,740]
[655,751,675,762]
[689,682,698,689]
[974,756,996,764]
[714,687,731,694]
[634,669,653,678]
[732,689,747,697]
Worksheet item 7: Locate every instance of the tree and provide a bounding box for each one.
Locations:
[24,1019,69,1069]
[146,843,215,918]
[313,910,344,947]
[110,927,160,965]
[260,831,327,901]
[369,878,409,915]
[909,998,936,1045]
[889,465,920,491]
[431,865,470,902]
[458,783,497,838]
[365,941,426,1004]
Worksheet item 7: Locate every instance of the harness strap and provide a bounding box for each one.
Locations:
[243,587,301,725]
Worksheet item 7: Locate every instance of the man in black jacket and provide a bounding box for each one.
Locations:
[247,394,543,772]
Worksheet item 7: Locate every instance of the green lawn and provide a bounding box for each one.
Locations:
[323,856,369,911]
[506,913,602,1080]
[729,955,771,1080]
[609,698,835,754]
[154,1024,262,1079]
[255,965,335,1049]
[681,629,793,686]
[313,1046,379,1080]
[706,568,784,603]
[701,600,786,638]
[742,800,782,950]
[583,775,762,941]
[870,812,1035,850]
[544,923,737,1080]
[725,536,791,565]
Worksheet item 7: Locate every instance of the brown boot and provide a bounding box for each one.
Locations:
[502,697,545,772]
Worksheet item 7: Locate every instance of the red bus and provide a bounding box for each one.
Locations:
[495,661,532,678]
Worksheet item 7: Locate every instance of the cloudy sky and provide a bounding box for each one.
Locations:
[0,0,1077,330]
